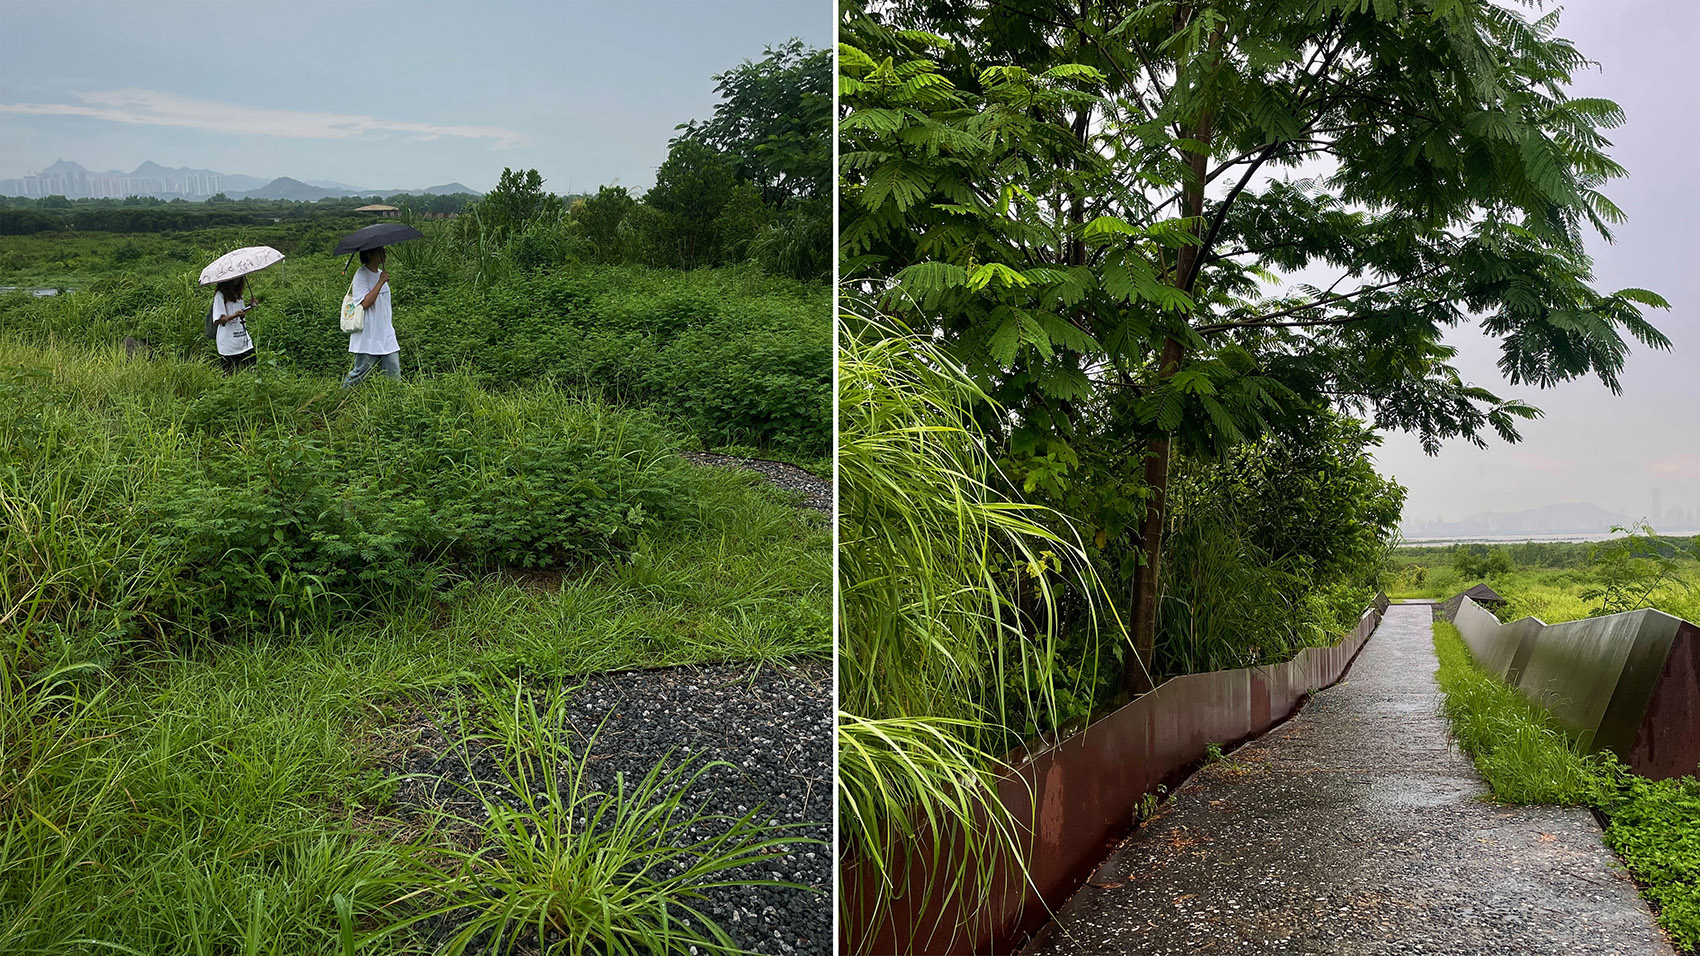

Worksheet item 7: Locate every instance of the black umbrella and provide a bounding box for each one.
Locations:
[333,222,424,255]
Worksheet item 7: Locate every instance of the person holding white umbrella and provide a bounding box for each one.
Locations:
[211,275,258,372]
[199,245,283,374]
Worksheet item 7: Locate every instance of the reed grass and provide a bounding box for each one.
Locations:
[836,309,1118,948]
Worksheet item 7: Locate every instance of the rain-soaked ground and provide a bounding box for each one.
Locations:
[1024,602,1675,956]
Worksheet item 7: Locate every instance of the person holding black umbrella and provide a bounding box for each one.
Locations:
[343,246,401,386]
[335,223,422,387]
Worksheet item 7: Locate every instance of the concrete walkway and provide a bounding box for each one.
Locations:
[1024,602,1675,955]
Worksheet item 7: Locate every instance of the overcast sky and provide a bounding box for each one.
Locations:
[0,0,831,193]
[1369,0,1699,533]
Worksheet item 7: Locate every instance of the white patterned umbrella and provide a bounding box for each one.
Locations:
[199,246,285,285]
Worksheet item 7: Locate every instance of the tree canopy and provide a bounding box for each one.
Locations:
[682,38,832,207]
[840,0,1669,689]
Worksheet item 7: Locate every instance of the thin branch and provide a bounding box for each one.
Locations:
[1194,267,1440,333]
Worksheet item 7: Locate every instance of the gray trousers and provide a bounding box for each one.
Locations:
[342,351,401,388]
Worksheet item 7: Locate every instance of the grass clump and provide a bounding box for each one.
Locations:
[379,678,819,956]
[1432,619,1700,951]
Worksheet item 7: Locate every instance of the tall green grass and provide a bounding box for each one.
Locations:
[0,227,831,456]
[836,311,1118,948]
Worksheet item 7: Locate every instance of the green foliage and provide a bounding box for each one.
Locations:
[0,339,827,955]
[479,167,564,243]
[0,247,831,457]
[571,185,639,263]
[643,140,742,270]
[1155,416,1401,677]
[842,0,1667,684]
[1453,543,1515,579]
[0,340,692,655]
[1599,773,1700,949]
[1583,523,1700,617]
[1388,538,1700,625]
[681,39,832,207]
[837,308,1118,945]
[1433,619,1700,950]
[1433,620,1610,805]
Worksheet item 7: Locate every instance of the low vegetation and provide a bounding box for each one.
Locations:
[0,338,829,953]
[1389,532,1700,624]
[1433,620,1700,952]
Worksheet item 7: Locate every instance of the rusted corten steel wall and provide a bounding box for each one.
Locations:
[1450,598,1700,780]
[842,594,1392,956]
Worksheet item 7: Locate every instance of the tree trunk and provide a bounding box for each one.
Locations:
[1126,336,1183,694]
[1125,90,1213,694]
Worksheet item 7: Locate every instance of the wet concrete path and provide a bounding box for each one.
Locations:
[1024,602,1674,956]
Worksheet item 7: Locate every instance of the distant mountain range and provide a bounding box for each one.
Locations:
[1403,501,1700,540]
[0,160,482,201]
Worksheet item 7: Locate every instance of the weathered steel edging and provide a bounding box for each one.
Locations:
[842,594,1392,955]
[1449,597,1700,780]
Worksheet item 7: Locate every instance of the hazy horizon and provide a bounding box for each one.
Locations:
[1372,0,1699,534]
[0,0,831,195]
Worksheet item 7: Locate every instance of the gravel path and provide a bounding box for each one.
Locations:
[1025,602,1675,956]
[389,660,832,955]
[681,452,831,515]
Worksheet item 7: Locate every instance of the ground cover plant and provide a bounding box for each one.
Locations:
[0,338,830,953]
[1432,619,1700,952]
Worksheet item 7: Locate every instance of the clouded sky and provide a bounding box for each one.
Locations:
[1370,0,1700,533]
[0,0,830,193]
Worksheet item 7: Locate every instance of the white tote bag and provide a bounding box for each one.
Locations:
[340,288,365,333]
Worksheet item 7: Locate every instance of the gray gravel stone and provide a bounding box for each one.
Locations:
[1023,602,1676,956]
[680,452,830,515]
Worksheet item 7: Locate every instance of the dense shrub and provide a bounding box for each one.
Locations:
[1153,414,1405,678]
[0,346,692,650]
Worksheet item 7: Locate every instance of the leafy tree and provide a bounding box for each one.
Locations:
[642,140,739,269]
[841,0,1669,691]
[681,39,831,207]
[1451,543,1513,579]
[571,185,638,262]
[479,167,561,240]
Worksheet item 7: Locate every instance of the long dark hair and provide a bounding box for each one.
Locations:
[216,275,246,301]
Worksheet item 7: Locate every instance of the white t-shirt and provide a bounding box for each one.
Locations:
[212,290,253,356]
[347,266,398,355]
